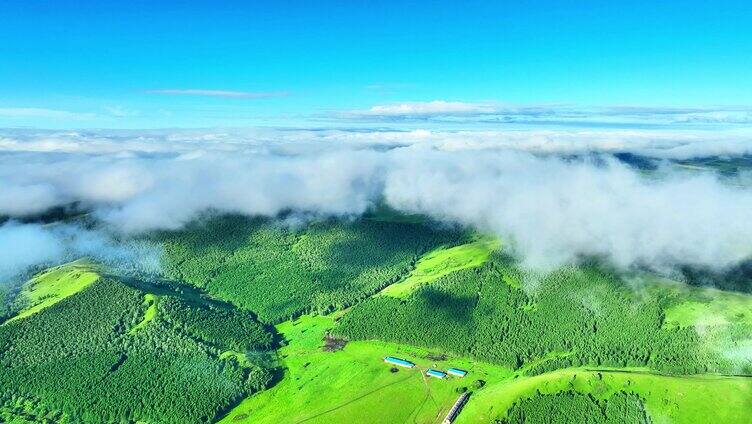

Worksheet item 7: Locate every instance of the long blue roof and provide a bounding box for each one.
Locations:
[426,369,447,378]
[384,356,414,367]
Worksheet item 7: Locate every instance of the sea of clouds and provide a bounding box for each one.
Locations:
[1,126,752,282]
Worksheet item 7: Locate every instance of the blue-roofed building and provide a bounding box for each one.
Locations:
[447,368,468,377]
[426,369,447,379]
[384,356,415,368]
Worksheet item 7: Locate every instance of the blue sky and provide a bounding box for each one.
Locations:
[1,0,751,128]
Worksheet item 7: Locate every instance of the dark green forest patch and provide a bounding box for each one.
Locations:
[500,391,651,424]
[156,215,464,323]
[0,274,276,423]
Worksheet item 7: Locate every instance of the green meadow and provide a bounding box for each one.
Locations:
[459,368,752,424]
[378,235,499,298]
[221,313,752,424]
[220,314,512,424]
[127,293,159,334]
[663,285,752,329]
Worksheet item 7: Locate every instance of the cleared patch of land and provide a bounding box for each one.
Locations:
[219,351,254,368]
[378,236,499,298]
[220,315,512,424]
[221,313,752,424]
[4,259,100,324]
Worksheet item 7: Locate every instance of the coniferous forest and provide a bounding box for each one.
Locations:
[1,215,750,423]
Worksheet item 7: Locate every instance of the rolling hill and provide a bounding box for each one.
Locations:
[0,214,750,423]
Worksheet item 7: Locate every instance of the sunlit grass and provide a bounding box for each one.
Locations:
[378,236,499,298]
[128,293,160,334]
[4,259,100,324]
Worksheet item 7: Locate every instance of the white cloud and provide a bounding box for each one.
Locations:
[353,100,497,117]
[2,126,752,160]
[1,127,751,274]
[0,183,60,216]
[383,149,752,269]
[145,89,288,98]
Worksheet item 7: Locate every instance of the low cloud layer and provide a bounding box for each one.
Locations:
[384,151,752,269]
[1,127,751,279]
[353,101,498,117]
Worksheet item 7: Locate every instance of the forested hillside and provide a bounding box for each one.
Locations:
[156,215,462,322]
[335,255,741,375]
[500,391,651,424]
[0,265,275,423]
[1,216,750,423]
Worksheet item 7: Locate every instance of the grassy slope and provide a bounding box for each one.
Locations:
[237,236,751,424]
[663,285,752,329]
[654,280,752,373]
[220,315,513,424]
[3,259,99,324]
[221,314,752,424]
[378,236,499,299]
[459,368,752,424]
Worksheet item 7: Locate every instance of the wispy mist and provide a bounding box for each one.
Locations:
[0,222,65,283]
[0,221,161,284]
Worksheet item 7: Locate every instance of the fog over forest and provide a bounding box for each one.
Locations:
[1,127,752,280]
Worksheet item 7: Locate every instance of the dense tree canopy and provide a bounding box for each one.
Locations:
[500,391,651,424]
[336,255,726,375]
[1,216,748,423]
[156,215,462,322]
[0,277,274,423]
